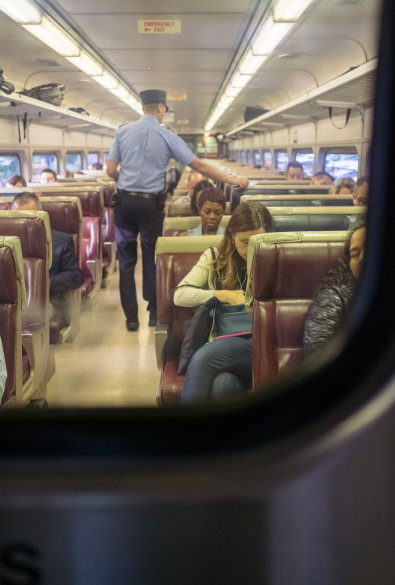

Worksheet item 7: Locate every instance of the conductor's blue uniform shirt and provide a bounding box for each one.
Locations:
[108,114,196,193]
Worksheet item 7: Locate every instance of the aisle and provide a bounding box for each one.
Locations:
[46,252,159,408]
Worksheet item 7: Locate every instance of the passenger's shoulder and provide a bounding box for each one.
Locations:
[51,230,73,247]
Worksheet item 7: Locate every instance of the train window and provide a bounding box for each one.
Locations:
[240,151,246,165]
[0,154,21,187]
[253,151,261,166]
[66,153,83,172]
[32,153,58,182]
[103,152,110,165]
[263,151,272,170]
[295,151,314,176]
[87,153,100,169]
[276,150,288,172]
[324,151,359,181]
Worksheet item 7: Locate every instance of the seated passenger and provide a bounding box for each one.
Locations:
[330,178,356,195]
[190,179,212,215]
[253,165,262,170]
[188,187,226,236]
[6,175,27,188]
[175,202,274,403]
[285,161,304,181]
[64,170,74,178]
[0,336,6,401]
[41,168,57,183]
[12,193,85,329]
[303,215,366,354]
[174,171,205,204]
[310,171,334,186]
[92,162,103,170]
[352,176,369,207]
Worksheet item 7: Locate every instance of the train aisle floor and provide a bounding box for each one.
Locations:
[46,251,159,408]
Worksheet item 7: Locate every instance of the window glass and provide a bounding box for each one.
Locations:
[0,155,21,187]
[103,152,110,165]
[324,153,359,181]
[246,151,252,166]
[263,151,272,169]
[32,153,58,182]
[87,153,99,170]
[241,151,246,164]
[276,151,289,172]
[66,153,83,172]
[254,151,261,166]
[295,152,314,177]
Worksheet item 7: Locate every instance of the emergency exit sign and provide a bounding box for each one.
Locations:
[138,20,181,34]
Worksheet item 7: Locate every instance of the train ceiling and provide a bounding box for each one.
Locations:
[0,0,381,136]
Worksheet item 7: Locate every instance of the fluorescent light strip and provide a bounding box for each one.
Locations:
[23,16,80,56]
[239,51,268,76]
[110,86,130,99]
[67,51,103,76]
[0,0,41,24]
[253,17,293,55]
[274,0,315,22]
[231,71,252,89]
[91,71,119,89]
[225,85,242,98]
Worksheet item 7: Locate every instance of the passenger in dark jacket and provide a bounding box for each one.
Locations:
[303,214,367,354]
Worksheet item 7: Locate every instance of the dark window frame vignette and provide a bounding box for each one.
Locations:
[0,0,392,462]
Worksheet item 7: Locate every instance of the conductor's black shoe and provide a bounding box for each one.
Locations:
[126,319,139,331]
[148,311,157,327]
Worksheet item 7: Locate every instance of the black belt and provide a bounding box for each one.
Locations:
[119,190,159,200]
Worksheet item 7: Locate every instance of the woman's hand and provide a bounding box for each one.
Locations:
[214,290,246,305]
[230,176,249,189]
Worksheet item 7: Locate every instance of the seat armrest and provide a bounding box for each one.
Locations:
[87,258,103,302]
[63,288,81,343]
[154,323,169,372]
[22,323,49,401]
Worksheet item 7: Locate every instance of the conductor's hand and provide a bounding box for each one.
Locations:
[214,290,246,305]
[230,176,249,190]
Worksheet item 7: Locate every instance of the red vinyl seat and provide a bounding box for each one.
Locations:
[0,236,26,407]
[250,237,345,391]
[36,189,103,308]
[39,197,83,344]
[0,212,52,404]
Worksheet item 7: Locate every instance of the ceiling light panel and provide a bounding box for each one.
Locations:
[67,51,103,76]
[23,16,80,56]
[225,85,243,98]
[274,0,315,22]
[0,0,41,24]
[231,71,252,88]
[110,86,130,99]
[253,17,293,55]
[92,71,119,89]
[239,51,268,75]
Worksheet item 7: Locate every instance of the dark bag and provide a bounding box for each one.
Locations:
[178,296,220,375]
[20,83,65,106]
[214,303,252,338]
[0,68,15,95]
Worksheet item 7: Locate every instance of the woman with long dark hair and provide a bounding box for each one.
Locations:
[174,202,274,402]
[303,214,367,354]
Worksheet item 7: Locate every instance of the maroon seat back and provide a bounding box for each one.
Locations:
[157,252,201,356]
[0,243,19,403]
[103,185,115,208]
[0,217,48,331]
[39,198,82,262]
[0,200,11,210]
[252,241,344,390]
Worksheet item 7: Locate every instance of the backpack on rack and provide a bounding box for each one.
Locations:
[19,83,65,106]
[0,68,15,95]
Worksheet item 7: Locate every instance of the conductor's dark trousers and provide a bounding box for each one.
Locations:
[114,192,164,320]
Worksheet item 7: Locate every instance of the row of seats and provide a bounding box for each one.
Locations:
[162,207,365,236]
[154,231,348,404]
[0,212,52,407]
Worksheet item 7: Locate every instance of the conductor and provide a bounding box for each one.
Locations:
[107,89,249,332]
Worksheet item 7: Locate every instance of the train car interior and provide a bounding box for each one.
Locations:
[2,0,395,583]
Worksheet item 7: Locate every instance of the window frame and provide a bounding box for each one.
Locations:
[0,152,22,187]
[31,151,59,182]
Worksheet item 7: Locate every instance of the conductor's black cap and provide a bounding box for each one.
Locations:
[140,89,169,112]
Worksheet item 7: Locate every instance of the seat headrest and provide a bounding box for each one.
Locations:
[0,236,27,313]
[39,196,83,234]
[0,211,52,266]
[155,235,224,259]
[36,190,103,217]
[245,231,347,307]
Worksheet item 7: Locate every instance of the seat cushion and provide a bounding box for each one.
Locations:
[160,358,185,405]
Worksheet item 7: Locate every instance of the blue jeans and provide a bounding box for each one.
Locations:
[181,336,253,403]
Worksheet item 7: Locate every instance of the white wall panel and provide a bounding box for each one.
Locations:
[103,137,114,149]
[64,132,86,147]
[290,123,316,145]
[87,134,103,148]
[363,108,375,140]
[316,111,363,143]
[0,119,22,145]
[271,129,289,145]
[29,125,63,146]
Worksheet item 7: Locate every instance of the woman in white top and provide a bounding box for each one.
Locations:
[175,202,274,403]
[0,336,7,401]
